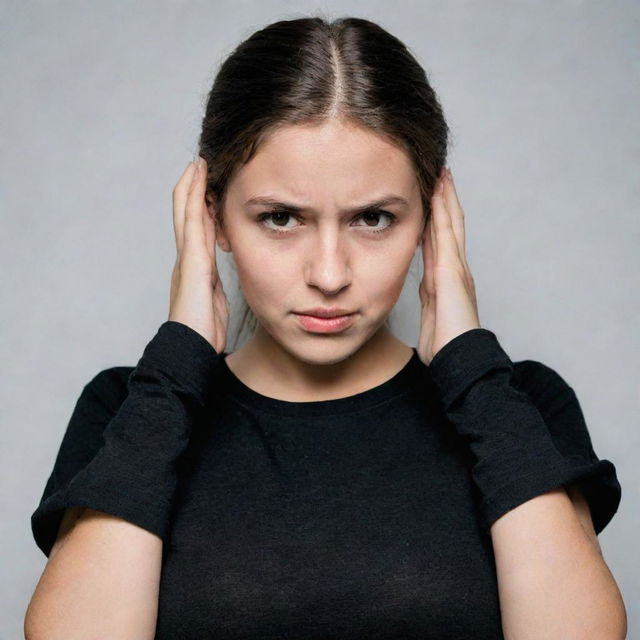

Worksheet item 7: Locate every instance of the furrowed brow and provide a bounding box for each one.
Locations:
[243,195,409,214]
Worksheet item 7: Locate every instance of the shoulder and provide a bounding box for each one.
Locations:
[511,358,600,465]
[511,358,574,397]
[510,359,581,420]
[31,365,135,557]
[512,359,618,538]
[56,366,135,459]
[80,365,134,410]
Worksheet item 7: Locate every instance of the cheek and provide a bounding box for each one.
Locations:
[370,269,407,305]
[232,247,290,310]
[230,232,416,308]
[360,248,414,307]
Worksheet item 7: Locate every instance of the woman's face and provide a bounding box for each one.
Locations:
[212,118,425,365]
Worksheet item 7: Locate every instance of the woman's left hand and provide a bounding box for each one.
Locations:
[417,167,481,366]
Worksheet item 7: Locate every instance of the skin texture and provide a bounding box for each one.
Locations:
[213,118,424,401]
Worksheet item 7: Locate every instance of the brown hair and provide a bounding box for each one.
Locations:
[197,15,450,351]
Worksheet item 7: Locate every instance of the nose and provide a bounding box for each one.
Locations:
[304,229,352,296]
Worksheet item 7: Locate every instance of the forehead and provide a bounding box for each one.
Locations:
[229,120,419,204]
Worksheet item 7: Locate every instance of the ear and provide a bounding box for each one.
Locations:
[206,194,232,253]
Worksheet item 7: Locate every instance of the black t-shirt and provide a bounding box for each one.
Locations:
[31,322,621,639]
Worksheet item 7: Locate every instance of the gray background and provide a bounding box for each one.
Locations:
[2,0,637,637]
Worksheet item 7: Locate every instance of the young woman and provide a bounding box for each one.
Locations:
[25,15,625,640]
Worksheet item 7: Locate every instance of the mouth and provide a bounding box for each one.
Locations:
[294,307,356,318]
[293,312,357,334]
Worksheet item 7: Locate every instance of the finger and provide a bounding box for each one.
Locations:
[173,161,198,254]
[212,281,230,352]
[444,169,477,306]
[420,282,435,342]
[418,252,430,309]
[422,213,436,299]
[442,168,469,272]
[202,197,217,264]
[427,215,436,297]
[431,172,463,270]
[213,284,229,336]
[430,178,440,264]
[182,157,209,263]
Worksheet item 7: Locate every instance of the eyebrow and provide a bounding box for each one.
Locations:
[243,195,410,214]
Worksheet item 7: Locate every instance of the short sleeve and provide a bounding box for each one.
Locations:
[30,320,223,558]
[30,367,131,557]
[512,359,622,534]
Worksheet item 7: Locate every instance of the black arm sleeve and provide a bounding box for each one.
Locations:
[30,320,221,557]
[511,358,622,535]
[427,328,621,534]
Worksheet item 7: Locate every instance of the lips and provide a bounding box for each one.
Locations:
[294,307,355,318]
[294,311,356,333]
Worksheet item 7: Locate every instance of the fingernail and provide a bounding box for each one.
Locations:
[446,167,452,181]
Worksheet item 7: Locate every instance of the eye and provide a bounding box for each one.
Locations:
[352,210,397,233]
[257,209,398,235]
[257,210,300,232]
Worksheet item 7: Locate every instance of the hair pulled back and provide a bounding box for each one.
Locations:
[197,15,450,350]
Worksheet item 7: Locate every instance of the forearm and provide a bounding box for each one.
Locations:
[427,328,624,638]
[25,508,162,640]
[27,321,221,638]
[490,488,626,639]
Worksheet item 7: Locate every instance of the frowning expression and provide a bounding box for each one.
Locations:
[212,118,424,363]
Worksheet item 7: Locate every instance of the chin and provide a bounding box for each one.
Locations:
[281,343,360,367]
[266,320,386,366]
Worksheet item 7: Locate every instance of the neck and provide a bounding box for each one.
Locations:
[225,322,413,403]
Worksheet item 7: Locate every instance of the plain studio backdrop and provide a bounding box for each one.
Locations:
[2,1,638,637]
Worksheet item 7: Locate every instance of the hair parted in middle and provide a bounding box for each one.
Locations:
[196,15,450,350]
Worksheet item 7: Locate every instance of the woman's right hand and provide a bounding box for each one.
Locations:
[168,157,230,354]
